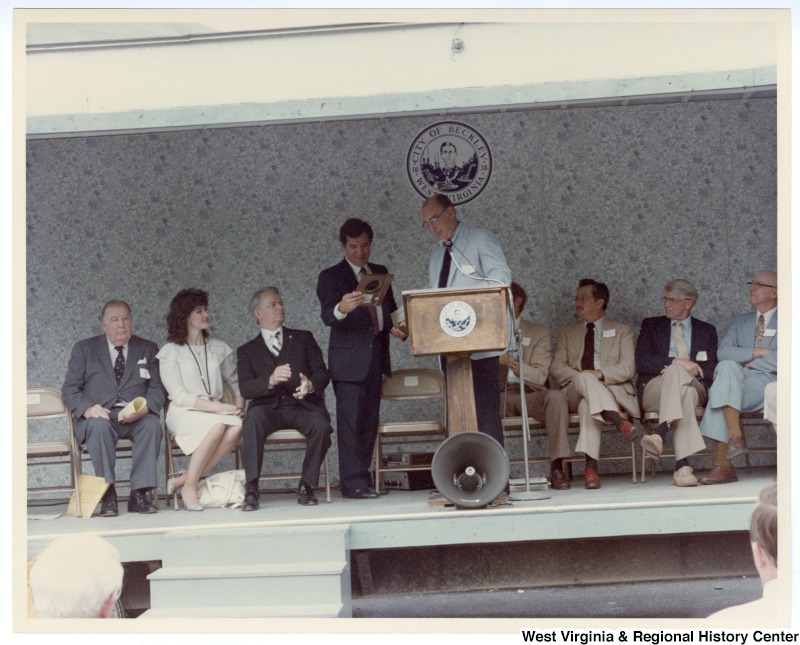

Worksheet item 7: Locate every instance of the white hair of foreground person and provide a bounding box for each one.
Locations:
[29,534,123,618]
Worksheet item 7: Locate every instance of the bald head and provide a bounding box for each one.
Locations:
[748,270,778,313]
[421,194,459,241]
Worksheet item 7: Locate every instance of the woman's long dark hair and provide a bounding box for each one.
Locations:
[166,288,209,345]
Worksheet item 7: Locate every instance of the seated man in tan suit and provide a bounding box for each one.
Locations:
[499,282,571,490]
[550,278,640,489]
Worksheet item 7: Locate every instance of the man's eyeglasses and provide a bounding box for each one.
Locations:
[421,206,449,228]
[663,297,687,305]
[747,281,777,290]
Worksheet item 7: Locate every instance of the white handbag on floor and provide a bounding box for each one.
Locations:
[197,469,246,508]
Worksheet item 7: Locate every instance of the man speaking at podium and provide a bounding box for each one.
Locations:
[420,194,512,446]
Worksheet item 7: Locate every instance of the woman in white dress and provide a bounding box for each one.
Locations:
[157,288,244,510]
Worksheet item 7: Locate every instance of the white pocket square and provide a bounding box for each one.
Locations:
[137,357,147,364]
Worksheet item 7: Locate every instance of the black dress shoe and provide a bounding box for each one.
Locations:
[127,488,158,514]
[242,481,260,511]
[99,485,118,517]
[343,487,380,499]
[297,482,319,506]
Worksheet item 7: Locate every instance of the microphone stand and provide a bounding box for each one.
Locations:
[442,255,548,499]
[507,316,550,502]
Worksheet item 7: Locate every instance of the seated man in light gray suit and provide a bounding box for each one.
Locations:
[62,300,164,516]
[699,270,778,485]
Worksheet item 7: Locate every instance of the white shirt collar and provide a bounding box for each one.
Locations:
[758,306,777,327]
[260,326,283,344]
[346,258,369,278]
[585,316,604,333]
[106,338,127,365]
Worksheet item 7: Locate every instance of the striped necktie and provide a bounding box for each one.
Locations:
[270,330,282,356]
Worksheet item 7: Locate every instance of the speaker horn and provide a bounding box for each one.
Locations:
[431,432,510,509]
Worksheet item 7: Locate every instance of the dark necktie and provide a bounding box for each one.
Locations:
[580,323,595,371]
[359,268,380,335]
[114,346,125,384]
[437,243,452,288]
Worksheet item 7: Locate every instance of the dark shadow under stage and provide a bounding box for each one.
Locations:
[25,468,775,620]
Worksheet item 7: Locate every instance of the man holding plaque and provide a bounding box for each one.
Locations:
[316,218,407,499]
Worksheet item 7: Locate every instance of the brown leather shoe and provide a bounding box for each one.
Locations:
[699,464,738,485]
[550,467,571,490]
[584,466,601,489]
[617,420,636,442]
[727,435,748,460]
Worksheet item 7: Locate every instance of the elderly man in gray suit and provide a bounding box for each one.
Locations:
[699,270,778,484]
[62,300,164,516]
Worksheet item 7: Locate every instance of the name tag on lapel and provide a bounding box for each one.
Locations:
[764,329,777,338]
[696,351,708,361]
[139,368,151,379]
[603,329,616,338]
[522,337,531,347]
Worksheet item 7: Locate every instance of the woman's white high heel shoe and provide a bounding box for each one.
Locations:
[166,469,186,496]
[180,488,204,512]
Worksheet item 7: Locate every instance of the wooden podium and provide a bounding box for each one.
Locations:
[402,285,510,436]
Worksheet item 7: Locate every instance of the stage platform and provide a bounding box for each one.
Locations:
[27,468,774,551]
[24,467,775,619]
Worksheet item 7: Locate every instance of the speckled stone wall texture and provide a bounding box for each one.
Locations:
[26,98,776,489]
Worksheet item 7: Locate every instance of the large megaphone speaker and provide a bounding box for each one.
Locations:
[431,432,510,509]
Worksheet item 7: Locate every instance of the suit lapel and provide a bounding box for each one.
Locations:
[254,333,277,372]
[519,321,533,366]
[764,310,778,349]
[339,258,359,290]
[600,322,614,363]
[280,327,296,360]
[662,316,675,357]
[572,324,585,369]
[688,316,704,357]
[119,336,139,386]
[94,335,117,385]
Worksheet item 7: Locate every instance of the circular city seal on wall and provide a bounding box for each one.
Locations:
[439,300,477,338]
[407,121,492,205]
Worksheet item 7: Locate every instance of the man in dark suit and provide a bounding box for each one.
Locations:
[61,300,164,517]
[635,279,718,487]
[316,218,407,499]
[237,287,333,509]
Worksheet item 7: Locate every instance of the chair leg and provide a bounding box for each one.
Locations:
[71,449,82,518]
[323,454,331,503]
[165,437,179,511]
[740,423,752,474]
[374,435,382,492]
[70,436,83,518]
[640,447,647,483]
